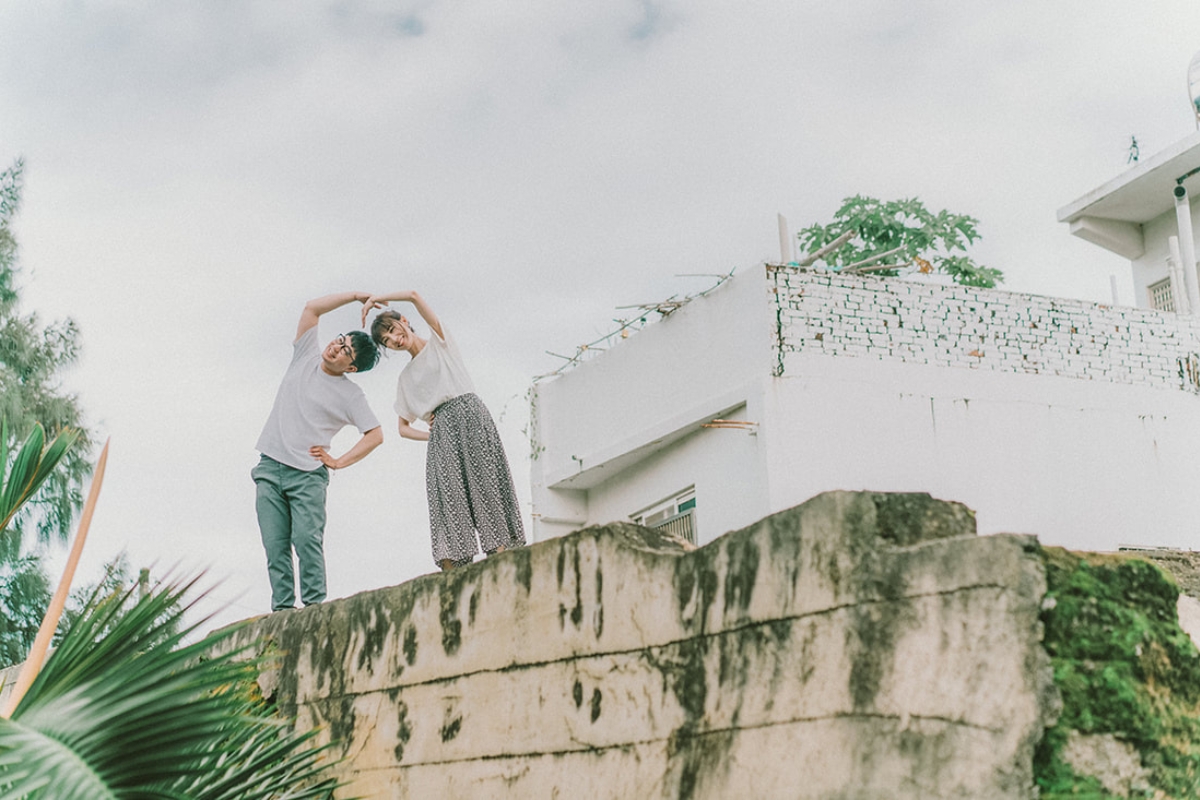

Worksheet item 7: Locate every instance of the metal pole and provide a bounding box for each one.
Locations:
[1174,186,1200,314]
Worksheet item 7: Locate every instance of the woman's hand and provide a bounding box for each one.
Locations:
[360,296,389,327]
[309,445,339,469]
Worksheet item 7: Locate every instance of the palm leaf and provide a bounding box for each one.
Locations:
[0,423,77,535]
[0,419,9,497]
[0,424,44,526]
[0,575,345,799]
[25,430,78,505]
[1,438,106,718]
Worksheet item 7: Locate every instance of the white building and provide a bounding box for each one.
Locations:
[530,261,1200,552]
[1059,130,1200,313]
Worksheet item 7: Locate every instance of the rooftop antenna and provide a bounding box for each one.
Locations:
[1189,49,1200,129]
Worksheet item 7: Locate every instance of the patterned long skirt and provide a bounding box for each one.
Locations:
[427,393,526,567]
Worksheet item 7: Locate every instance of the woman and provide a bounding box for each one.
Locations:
[364,290,526,571]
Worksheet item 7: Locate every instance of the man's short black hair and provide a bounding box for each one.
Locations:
[347,330,380,373]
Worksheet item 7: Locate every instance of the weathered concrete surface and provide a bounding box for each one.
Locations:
[218,491,1057,799]
[1060,732,1152,797]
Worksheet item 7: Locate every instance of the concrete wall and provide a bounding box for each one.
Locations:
[221,491,1057,800]
[530,267,775,542]
[768,268,1200,550]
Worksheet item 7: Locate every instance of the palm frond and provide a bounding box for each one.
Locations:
[0,423,77,535]
[0,575,345,799]
[0,424,43,527]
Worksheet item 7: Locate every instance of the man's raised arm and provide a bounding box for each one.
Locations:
[296,291,376,340]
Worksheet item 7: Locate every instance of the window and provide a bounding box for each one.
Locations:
[632,488,697,545]
[1149,277,1176,313]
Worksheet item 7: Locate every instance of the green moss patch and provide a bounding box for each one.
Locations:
[1035,547,1200,798]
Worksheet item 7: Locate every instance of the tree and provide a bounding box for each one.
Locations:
[51,553,182,651]
[0,158,95,546]
[0,157,96,666]
[0,420,77,667]
[797,195,1005,288]
[0,551,49,668]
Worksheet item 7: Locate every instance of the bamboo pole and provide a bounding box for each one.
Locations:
[796,229,856,267]
[842,245,906,270]
[1,438,110,719]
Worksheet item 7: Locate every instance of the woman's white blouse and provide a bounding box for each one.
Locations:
[394,330,477,423]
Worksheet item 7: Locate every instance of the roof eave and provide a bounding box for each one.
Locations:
[1057,130,1200,226]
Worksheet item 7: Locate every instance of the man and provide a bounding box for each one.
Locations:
[253,292,383,612]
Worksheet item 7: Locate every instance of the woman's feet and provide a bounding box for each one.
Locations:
[442,545,510,572]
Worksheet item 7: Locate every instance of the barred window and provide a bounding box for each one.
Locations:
[1149,277,1176,313]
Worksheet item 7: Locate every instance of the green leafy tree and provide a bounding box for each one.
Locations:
[53,553,134,645]
[0,158,95,546]
[0,157,95,668]
[0,552,49,668]
[797,195,1005,288]
[0,420,77,667]
[51,554,183,652]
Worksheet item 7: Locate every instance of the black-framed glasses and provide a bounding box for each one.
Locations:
[335,334,355,360]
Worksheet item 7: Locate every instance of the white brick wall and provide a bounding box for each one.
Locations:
[770,267,1200,393]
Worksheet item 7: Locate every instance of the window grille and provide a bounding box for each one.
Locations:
[633,488,697,545]
[653,509,696,545]
[1149,277,1176,312]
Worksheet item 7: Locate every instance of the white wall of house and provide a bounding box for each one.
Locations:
[1129,204,1200,308]
[532,264,1200,552]
[530,267,775,543]
[759,355,1200,550]
[582,397,770,545]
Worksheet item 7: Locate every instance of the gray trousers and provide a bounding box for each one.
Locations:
[252,455,329,611]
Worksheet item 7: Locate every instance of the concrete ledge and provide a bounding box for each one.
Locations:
[218,491,1056,799]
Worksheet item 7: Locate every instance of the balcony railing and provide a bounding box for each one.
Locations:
[652,509,696,545]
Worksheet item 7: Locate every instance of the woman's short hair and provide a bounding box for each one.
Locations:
[369,310,405,347]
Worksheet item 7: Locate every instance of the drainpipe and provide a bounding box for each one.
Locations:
[1174,184,1200,314]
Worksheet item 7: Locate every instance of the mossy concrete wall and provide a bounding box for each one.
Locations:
[219,491,1057,799]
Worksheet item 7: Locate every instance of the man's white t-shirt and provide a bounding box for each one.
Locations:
[256,327,380,471]
[393,329,476,423]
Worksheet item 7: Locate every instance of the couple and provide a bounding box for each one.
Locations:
[252,290,525,613]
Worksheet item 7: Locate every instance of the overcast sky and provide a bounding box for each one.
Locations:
[2,1,1199,629]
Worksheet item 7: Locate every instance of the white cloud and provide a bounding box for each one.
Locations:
[3,0,1200,628]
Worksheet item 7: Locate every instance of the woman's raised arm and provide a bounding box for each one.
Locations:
[363,289,444,338]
